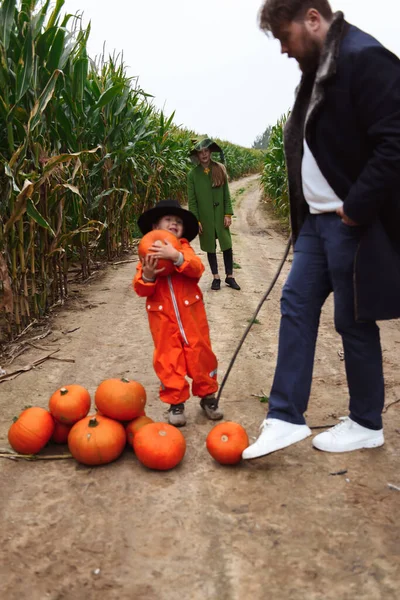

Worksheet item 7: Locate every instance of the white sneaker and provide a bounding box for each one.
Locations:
[312,417,384,453]
[242,418,312,460]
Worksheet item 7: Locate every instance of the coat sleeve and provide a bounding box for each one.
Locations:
[187,171,200,221]
[174,240,205,279]
[343,45,400,225]
[132,261,157,297]
[223,179,234,216]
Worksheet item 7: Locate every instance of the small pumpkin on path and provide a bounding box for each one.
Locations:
[206,422,249,465]
[133,422,186,470]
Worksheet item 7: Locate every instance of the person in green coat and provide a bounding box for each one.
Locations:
[187,138,241,291]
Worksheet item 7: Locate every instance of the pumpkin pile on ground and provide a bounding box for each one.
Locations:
[6,377,150,464]
[7,380,248,471]
[206,422,249,465]
[138,229,182,277]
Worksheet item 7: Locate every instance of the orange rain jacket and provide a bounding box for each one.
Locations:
[133,239,218,405]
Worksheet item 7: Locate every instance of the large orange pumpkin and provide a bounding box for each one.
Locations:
[125,416,154,446]
[206,422,249,465]
[133,422,186,470]
[68,415,126,465]
[49,385,91,425]
[51,421,72,444]
[138,229,182,276]
[8,407,55,454]
[95,378,146,421]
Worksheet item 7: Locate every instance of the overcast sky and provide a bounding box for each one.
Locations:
[62,0,400,148]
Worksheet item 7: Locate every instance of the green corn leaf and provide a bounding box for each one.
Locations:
[27,68,62,134]
[45,0,65,31]
[96,82,124,109]
[72,55,88,104]
[60,13,73,28]
[0,0,16,51]
[15,23,33,102]
[46,27,65,72]
[55,104,74,148]
[113,84,129,116]
[36,26,58,60]
[31,0,51,39]
[26,198,55,235]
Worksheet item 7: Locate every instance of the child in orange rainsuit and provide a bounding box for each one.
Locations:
[133,199,223,427]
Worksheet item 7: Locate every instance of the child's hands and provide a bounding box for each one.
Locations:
[149,240,181,262]
[141,255,165,280]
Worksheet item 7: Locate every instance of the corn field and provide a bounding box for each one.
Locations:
[0,0,263,342]
[260,113,290,223]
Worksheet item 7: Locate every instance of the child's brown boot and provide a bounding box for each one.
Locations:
[200,395,223,420]
[168,403,186,427]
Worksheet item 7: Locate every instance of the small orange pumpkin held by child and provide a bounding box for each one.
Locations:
[95,378,146,421]
[51,421,73,444]
[8,407,55,455]
[133,422,186,471]
[125,416,154,446]
[68,415,126,466]
[138,229,182,277]
[206,422,249,465]
[49,384,91,425]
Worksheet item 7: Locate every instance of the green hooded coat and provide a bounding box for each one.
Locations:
[187,164,233,253]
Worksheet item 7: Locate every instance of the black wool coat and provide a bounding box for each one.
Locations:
[284,11,400,321]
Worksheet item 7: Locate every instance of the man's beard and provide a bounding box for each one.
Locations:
[298,38,321,74]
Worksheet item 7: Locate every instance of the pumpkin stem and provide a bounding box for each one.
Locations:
[121,378,130,383]
[60,388,69,395]
[88,418,99,428]
[221,435,229,443]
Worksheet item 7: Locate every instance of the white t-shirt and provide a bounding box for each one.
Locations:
[301,139,343,213]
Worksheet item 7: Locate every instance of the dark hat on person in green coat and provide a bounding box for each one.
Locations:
[137,199,199,242]
[190,137,225,164]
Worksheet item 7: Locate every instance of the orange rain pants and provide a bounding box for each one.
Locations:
[133,238,218,405]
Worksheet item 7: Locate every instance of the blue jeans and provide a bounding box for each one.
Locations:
[267,214,384,430]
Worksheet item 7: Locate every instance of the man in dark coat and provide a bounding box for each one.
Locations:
[243,0,400,459]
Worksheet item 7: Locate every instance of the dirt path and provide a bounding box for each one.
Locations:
[1,175,399,600]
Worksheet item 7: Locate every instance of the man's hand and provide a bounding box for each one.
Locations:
[141,255,165,280]
[224,216,232,228]
[149,239,180,262]
[336,206,359,226]
[198,222,203,234]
